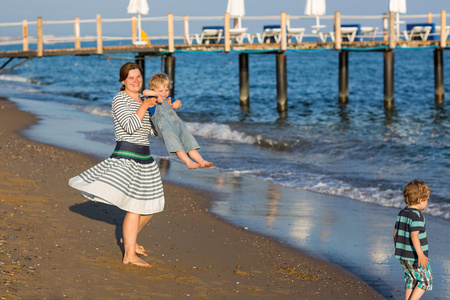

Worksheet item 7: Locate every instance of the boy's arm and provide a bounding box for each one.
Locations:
[393,229,397,246]
[171,100,182,109]
[142,89,164,104]
[167,96,182,110]
[411,231,430,268]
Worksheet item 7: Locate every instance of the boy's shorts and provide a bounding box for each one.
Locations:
[400,259,433,291]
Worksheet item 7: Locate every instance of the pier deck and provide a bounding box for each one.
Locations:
[0,40,447,59]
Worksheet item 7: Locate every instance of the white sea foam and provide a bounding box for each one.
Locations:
[73,104,112,118]
[3,85,41,94]
[306,181,450,220]
[186,122,256,144]
[0,74,42,85]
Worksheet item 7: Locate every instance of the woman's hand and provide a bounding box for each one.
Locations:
[143,96,161,107]
[142,89,164,105]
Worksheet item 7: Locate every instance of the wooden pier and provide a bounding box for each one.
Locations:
[0,11,449,112]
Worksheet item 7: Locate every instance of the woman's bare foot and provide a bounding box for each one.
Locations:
[123,255,152,267]
[120,238,147,256]
[199,161,213,168]
[135,244,148,256]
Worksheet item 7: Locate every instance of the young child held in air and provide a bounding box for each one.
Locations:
[394,180,432,300]
[142,73,213,169]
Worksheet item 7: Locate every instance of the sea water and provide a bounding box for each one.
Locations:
[1,44,449,297]
[1,46,448,217]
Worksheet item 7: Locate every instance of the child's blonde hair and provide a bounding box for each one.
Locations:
[148,73,172,90]
[403,180,430,205]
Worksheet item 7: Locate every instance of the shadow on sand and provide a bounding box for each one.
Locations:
[69,201,126,254]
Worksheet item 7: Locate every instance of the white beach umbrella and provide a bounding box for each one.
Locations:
[226,0,245,28]
[389,0,407,14]
[389,0,407,39]
[304,0,326,30]
[127,0,149,44]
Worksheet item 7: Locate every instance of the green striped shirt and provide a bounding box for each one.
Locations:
[394,207,428,261]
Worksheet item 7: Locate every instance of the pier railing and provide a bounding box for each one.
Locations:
[0,11,448,57]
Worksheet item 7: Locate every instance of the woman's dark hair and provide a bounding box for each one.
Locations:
[119,62,143,91]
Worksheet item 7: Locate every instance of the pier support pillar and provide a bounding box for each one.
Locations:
[338,50,349,104]
[135,53,145,93]
[434,49,445,104]
[164,55,176,97]
[384,51,395,109]
[239,53,250,107]
[276,53,288,113]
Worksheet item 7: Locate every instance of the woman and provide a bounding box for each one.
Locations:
[69,62,164,267]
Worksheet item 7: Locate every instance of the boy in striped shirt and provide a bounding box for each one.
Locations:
[394,180,432,300]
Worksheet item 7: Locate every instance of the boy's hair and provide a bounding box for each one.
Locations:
[403,180,430,205]
[148,73,173,90]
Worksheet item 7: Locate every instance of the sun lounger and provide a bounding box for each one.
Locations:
[328,26,359,42]
[248,25,305,44]
[340,27,359,42]
[435,25,450,40]
[200,26,224,44]
[184,33,201,45]
[244,33,262,44]
[229,27,250,44]
[260,25,282,43]
[404,26,432,41]
[321,24,365,43]
[255,25,306,44]
[287,27,305,43]
[185,27,249,45]
[360,27,378,41]
[403,23,435,41]
[184,27,223,45]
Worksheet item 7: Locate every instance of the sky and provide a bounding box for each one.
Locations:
[0,0,448,38]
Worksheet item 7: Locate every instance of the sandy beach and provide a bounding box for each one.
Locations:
[0,98,385,299]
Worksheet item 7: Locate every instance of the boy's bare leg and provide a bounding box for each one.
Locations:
[407,287,425,300]
[122,212,151,267]
[176,151,200,169]
[405,289,413,300]
[187,150,213,168]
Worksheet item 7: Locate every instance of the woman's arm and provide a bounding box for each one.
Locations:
[112,94,142,134]
[135,96,161,121]
[112,93,162,134]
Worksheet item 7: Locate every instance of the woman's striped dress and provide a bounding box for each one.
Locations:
[68,91,165,215]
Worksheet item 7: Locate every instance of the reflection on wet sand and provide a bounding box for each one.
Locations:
[265,184,279,230]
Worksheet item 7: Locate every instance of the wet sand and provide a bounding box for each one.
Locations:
[0,98,382,299]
